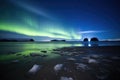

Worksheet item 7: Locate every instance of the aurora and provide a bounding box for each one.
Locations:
[0,23,81,40]
[0,0,120,41]
[0,0,82,41]
[0,16,81,40]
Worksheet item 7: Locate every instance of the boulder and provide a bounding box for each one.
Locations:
[26,64,41,78]
[54,64,63,72]
[90,37,99,41]
[83,38,88,42]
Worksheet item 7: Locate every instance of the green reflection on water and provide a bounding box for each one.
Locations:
[0,42,83,61]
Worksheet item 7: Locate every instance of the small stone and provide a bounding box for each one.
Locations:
[54,64,63,72]
[88,59,98,64]
[60,76,73,80]
[67,58,76,61]
[41,54,47,57]
[90,55,100,58]
[82,56,90,60]
[41,51,47,53]
[30,53,41,57]
[75,63,89,71]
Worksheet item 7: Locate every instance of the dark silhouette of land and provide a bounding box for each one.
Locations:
[90,37,99,41]
[0,38,34,42]
[83,38,88,42]
[51,39,66,42]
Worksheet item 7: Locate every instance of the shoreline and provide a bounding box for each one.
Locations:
[0,44,120,80]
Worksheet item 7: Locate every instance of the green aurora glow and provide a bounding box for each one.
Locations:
[0,0,82,41]
[0,15,81,40]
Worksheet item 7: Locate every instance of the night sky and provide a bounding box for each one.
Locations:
[0,0,120,41]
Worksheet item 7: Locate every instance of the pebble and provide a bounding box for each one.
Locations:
[88,59,98,64]
[75,63,89,71]
[60,76,73,80]
[67,58,76,61]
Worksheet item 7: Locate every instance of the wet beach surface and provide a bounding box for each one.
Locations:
[0,42,120,80]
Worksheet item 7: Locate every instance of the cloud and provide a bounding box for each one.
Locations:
[78,30,105,34]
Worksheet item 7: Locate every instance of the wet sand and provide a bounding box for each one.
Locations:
[0,46,120,80]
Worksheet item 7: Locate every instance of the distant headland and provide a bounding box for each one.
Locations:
[0,38,34,42]
[51,39,66,42]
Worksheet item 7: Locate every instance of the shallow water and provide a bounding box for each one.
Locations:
[0,41,120,53]
[0,42,120,80]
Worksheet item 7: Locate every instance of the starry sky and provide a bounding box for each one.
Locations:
[0,0,120,41]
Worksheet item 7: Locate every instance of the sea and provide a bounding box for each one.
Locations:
[0,41,120,54]
[0,41,120,80]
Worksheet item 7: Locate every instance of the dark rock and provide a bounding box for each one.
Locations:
[29,39,34,42]
[61,40,66,42]
[41,51,47,53]
[90,37,99,41]
[30,53,41,57]
[41,54,47,57]
[53,49,60,51]
[75,63,89,71]
[83,38,88,42]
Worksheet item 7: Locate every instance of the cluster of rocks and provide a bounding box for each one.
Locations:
[56,55,120,80]
[11,51,48,64]
[20,53,120,80]
[9,48,120,80]
[52,48,85,56]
